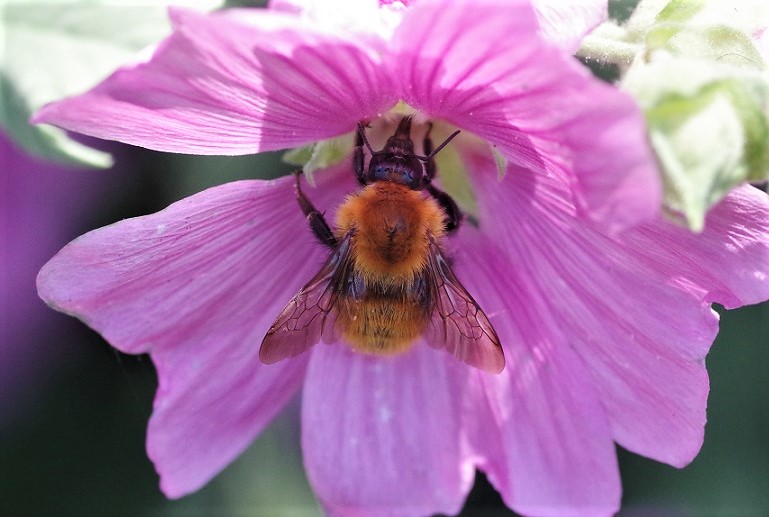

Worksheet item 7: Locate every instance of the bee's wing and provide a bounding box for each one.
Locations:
[259,233,354,364]
[423,237,505,374]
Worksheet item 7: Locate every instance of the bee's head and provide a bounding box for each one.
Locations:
[368,153,424,190]
[365,117,424,190]
[357,116,460,191]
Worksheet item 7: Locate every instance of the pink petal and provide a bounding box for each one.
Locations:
[38,167,358,496]
[301,342,476,517]
[463,152,769,476]
[452,235,620,516]
[389,0,660,233]
[149,336,308,498]
[33,8,396,154]
[532,0,608,52]
[627,185,769,310]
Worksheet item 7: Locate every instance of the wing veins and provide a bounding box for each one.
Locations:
[424,236,505,373]
[259,232,355,363]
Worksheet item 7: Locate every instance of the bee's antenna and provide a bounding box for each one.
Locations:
[356,122,376,155]
[417,129,461,162]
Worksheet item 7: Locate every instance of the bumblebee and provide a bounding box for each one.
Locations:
[260,117,505,373]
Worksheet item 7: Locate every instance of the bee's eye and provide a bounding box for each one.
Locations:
[371,160,420,188]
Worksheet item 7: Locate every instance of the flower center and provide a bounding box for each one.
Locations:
[283,102,485,224]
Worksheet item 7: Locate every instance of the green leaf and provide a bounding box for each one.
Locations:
[655,0,705,23]
[1,69,112,166]
[625,0,769,39]
[646,23,766,71]
[0,0,222,167]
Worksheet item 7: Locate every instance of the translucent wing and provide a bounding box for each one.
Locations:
[259,233,354,364]
[423,237,505,373]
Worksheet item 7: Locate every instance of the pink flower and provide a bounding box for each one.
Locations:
[33,1,769,516]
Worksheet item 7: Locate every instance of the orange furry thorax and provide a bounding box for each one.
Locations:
[335,182,446,282]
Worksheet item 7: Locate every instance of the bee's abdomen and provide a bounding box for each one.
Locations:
[339,290,429,355]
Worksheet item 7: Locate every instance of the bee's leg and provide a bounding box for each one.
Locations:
[294,172,338,248]
[423,124,461,233]
[354,122,374,186]
[422,122,437,183]
[427,184,462,233]
[421,125,461,184]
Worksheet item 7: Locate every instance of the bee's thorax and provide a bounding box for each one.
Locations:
[335,182,445,281]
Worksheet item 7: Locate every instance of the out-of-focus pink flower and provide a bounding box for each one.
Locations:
[33,1,769,516]
[0,132,114,420]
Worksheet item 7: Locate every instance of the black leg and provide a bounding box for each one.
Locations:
[427,184,462,233]
[294,172,338,248]
[422,123,437,183]
[422,124,461,232]
[353,126,366,186]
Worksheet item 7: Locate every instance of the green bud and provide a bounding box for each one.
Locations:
[580,0,769,230]
[638,67,769,229]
